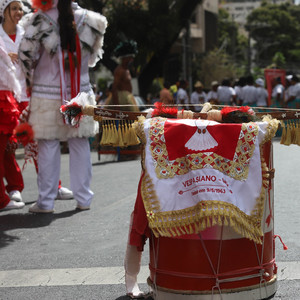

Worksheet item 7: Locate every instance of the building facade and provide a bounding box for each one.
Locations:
[220,0,294,27]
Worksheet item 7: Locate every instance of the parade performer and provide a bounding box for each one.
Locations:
[111,40,140,112]
[0,34,24,210]
[0,0,26,204]
[18,0,107,213]
[1,0,74,203]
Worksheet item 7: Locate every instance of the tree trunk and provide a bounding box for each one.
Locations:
[138,0,202,99]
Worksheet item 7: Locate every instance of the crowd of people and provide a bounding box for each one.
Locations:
[155,74,300,112]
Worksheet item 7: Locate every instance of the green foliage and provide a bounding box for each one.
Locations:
[272,52,286,69]
[217,8,248,74]
[196,49,239,89]
[246,2,300,67]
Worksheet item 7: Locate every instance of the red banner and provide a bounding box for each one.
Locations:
[264,69,286,106]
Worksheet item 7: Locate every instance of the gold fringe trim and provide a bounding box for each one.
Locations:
[261,115,280,145]
[132,116,147,144]
[141,171,266,244]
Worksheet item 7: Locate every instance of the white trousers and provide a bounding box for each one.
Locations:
[37,138,93,210]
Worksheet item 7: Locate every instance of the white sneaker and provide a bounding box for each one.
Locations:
[9,190,23,202]
[56,187,74,200]
[2,200,25,210]
[29,202,54,214]
[76,204,90,211]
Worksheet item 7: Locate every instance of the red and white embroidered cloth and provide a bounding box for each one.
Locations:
[135,117,278,243]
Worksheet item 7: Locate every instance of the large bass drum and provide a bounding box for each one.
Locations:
[148,141,277,300]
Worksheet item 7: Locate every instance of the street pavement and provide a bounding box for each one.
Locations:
[0,139,299,300]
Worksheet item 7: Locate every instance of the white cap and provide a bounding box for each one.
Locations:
[286,75,292,81]
[0,0,22,17]
[255,78,264,87]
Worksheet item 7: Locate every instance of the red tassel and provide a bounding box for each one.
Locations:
[221,106,252,116]
[13,122,34,146]
[274,234,288,250]
[152,102,178,118]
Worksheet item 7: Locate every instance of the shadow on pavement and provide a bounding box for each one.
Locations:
[0,209,80,249]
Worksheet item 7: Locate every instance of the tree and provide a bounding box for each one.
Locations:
[246,2,300,67]
[78,0,203,98]
[217,8,248,73]
[196,49,239,89]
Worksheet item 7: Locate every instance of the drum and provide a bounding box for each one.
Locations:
[148,141,277,300]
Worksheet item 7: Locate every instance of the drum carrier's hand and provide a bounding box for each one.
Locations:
[8,52,18,64]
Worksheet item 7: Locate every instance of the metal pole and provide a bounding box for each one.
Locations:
[182,30,187,80]
[186,20,193,96]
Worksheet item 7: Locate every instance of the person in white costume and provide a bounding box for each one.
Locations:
[0,0,26,206]
[255,78,268,107]
[18,0,107,213]
[0,0,73,203]
[190,81,207,112]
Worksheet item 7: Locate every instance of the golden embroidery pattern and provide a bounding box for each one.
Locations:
[148,118,259,180]
[141,171,266,245]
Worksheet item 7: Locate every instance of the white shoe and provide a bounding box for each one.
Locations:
[9,190,23,202]
[56,187,74,200]
[2,200,25,210]
[76,204,90,211]
[29,202,54,214]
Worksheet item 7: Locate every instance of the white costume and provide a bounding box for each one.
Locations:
[217,85,236,104]
[241,85,257,106]
[190,91,207,112]
[176,87,189,109]
[19,2,107,211]
[0,23,29,103]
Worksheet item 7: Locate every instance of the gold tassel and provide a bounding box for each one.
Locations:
[291,122,296,145]
[297,121,300,146]
[100,122,108,146]
[293,121,298,145]
[128,122,140,146]
[111,121,119,146]
[117,123,125,147]
[280,121,286,145]
[106,122,113,146]
[284,122,292,146]
[122,122,130,147]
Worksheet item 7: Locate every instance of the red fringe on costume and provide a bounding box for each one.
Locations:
[0,91,20,135]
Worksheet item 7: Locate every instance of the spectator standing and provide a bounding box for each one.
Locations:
[217,79,236,106]
[234,77,246,106]
[190,81,206,112]
[19,0,107,213]
[206,81,219,105]
[176,79,189,110]
[241,75,257,107]
[285,75,300,109]
[271,77,284,108]
[159,81,173,105]
[284,75,293,104]
[111,40,139,112]
[255,78,268,108]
